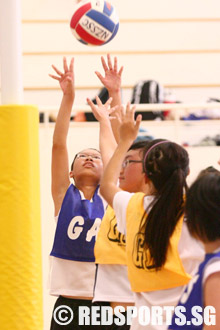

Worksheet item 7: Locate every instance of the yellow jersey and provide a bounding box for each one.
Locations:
[126,192,191,292]
[95,205,127,264]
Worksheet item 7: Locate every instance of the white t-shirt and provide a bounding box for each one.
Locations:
[113,191,205,330]
[48,188,107,298]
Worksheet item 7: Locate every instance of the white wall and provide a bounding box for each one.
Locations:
[1,0,220,105]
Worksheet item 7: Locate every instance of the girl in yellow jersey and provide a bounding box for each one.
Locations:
[87,54,154,330]
[99,104,204,330]
[87,97,150,329]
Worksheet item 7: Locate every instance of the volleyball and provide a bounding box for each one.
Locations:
[70,0,119,46]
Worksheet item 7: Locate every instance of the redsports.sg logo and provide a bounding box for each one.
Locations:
[53,305,216,326]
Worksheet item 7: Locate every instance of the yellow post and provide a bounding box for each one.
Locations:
[0,105,43,330]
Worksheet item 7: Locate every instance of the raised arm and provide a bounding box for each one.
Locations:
[87,96,119,168]
[95,54,123,143]
[100,103,142,207]
[49,57,75,215]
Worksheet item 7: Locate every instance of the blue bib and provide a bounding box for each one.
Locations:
[50,184,104,262]
[169,251,220,329]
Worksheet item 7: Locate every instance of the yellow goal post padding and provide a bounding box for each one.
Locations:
[0,105,43,330]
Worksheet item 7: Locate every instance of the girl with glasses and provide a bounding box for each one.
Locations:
[99,104,204,330]
[87,93,150,330]
[48,57,111,330]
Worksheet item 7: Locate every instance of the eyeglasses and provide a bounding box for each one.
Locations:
[76,153,102,160]
[122,159,143,169]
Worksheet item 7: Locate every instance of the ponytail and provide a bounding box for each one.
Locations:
[139,140,189,270]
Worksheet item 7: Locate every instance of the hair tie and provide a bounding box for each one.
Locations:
[143,140,169,173]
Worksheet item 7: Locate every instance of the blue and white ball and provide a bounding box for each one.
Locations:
[70,0,119,46]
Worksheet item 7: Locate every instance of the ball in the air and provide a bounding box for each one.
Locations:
[70,0,119,46]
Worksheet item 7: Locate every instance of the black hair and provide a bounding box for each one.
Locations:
[196,166,219,180]
[70,148,100,171]
[128,140,150,152]
[185,171,220,242]
[139,139,189,270]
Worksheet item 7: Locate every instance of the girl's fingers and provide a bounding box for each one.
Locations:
[114,57,117,72]
[63,57,68,73]
[131,105,137,113]
[49,74,60,81]
[101,56,108,72]
[108,105,119,115]
[110,105,123,120]
[118,66,123,77]
[136,114,142,125]
[107,54,113,70]
[95,95,102,106]
[129,105,137,121]
[109,111,121,122]
[119,105,125,116]
[95,71,105,84]
[125,102,136,116]
[88,95,115,116]
[95,96,112,108]
[51,65,63,76]
[87,97,94,107]
[69,58,74,72]
[51,58,74,79]
[125,101,131,114]
[104,97,113,107]
[121,103,137,124]
[135,114,142,131]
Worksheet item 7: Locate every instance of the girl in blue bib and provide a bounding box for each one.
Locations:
[49,53,124,329]
[49,57,107,330]
[170,169,220,329]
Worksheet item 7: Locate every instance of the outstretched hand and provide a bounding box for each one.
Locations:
[49,57,75,97]
[87,96,119,122]
[119,102,142,143]
[95,54,123,94]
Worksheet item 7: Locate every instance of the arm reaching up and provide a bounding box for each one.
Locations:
[87,96,119,168]
[100,103,142,207]
[95,54,123,105]
[49,57,75,215]
[95,54,123,142]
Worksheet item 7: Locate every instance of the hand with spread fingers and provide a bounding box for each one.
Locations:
[49,57,75,98]
[95,54,123,143]
[95,54,123,94]
[87,95,119,167]
[87,96,119,122]
[119,102,142,144]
